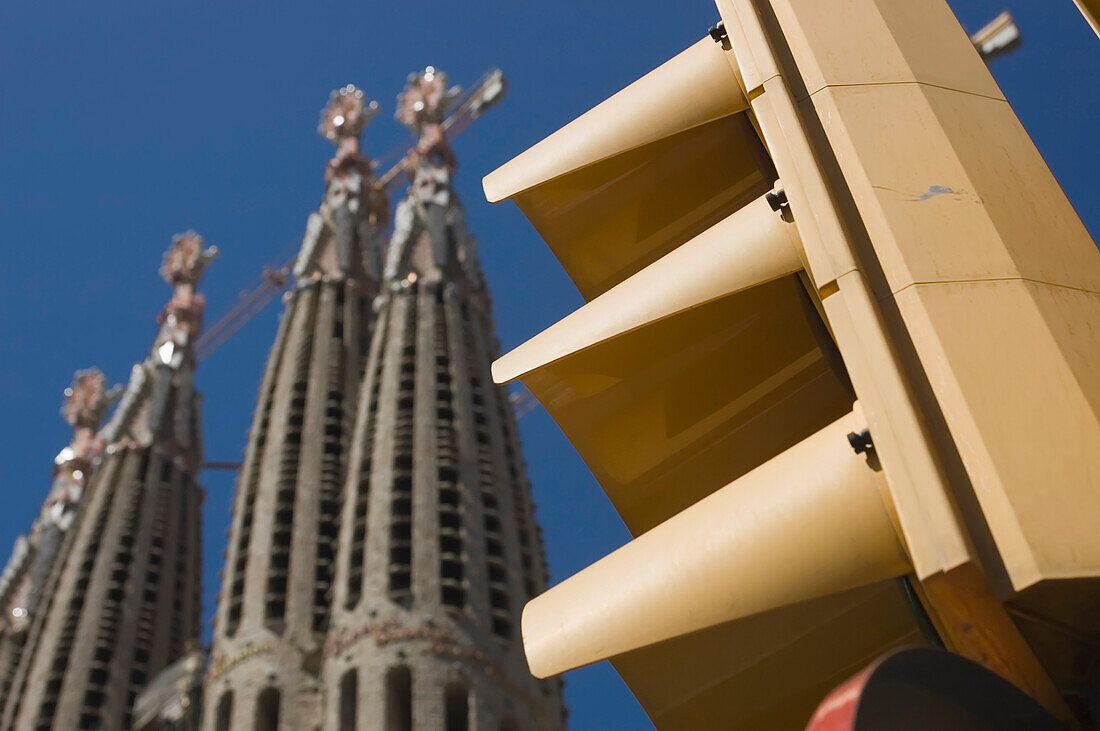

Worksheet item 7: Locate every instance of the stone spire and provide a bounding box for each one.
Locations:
[319,67,562,730]
[204,87,387,730]
[204,71,563,730]
[0,369,119,712]
[383,67,484,292]
[99,231,216,459]
[0,234,213,730]
[0,370,118,630]
[294,85,389,287]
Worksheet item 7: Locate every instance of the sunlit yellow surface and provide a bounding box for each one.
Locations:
[485,0,1100,725]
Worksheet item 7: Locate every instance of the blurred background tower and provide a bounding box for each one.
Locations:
[203,85,388,729]
[0,233,214,730]
[0,368,118,716]
[203,71,563,730]
[323,67,561,731]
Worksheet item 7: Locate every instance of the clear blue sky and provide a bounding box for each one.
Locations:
[0,1,1096,728]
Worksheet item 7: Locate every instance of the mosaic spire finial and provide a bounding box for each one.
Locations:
[0,367,122,630]
[318,84,380,145]
[395,66,462,133]
[154,231,216,370]
[383,66,479,288]
[295,85,388,284]
[160,231,218,287]
[60,368,119,431]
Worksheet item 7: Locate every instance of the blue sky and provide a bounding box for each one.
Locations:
[0,1,1096,728]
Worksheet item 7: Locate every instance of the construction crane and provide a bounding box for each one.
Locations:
[194,68,508,364]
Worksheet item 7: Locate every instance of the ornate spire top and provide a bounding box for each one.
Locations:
[99,233,215,452]
[294,85,388,285]
[155,231,216,370]
[318,84,380,144]
[160,231,218,287]
[60,368,119,431]
[382,67,490,293]
[0,367,119,633]
[396,67,462,133]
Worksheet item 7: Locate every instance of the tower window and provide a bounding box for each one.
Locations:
[214,692,233,731]
[385,666,412,731]
[339,669,358,731]
[256,688,280,731]
[444,682,469,731]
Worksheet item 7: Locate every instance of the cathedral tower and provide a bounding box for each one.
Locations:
[0,233,213,730]
[0,368,119,716]
[204,85,388,729]
[321,68,562,731]
[204,71,563,730]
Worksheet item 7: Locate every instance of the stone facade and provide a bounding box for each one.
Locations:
[0,368,119,720]
[0,234,214,730]
[202,85,386,731]
[204,76,563,730]
[204,275,375,729]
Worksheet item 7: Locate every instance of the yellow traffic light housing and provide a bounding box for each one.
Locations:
[485,0,1100,726]
[1073,0,1100,37]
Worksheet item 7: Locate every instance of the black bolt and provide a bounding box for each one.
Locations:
[847,429,874,455]
[767,189,789,212]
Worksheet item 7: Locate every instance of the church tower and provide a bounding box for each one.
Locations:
[203,85,388,729]
[204,71,563,730]
[321,67,563,731]
[0,233,213,730]
[0,368,118,716]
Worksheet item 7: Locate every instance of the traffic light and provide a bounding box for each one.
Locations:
[484,0,1100,728]
[1074,0,1100,37]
